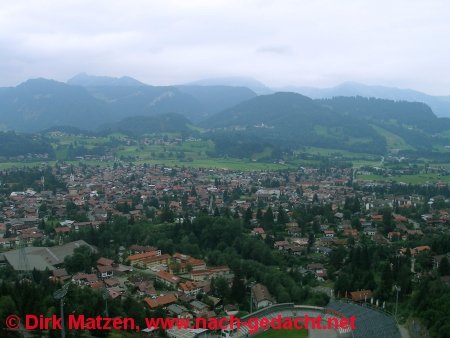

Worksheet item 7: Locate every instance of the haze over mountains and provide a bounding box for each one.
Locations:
[281,82,450,119]
[1,73,450,158]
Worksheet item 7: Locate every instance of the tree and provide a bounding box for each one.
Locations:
[160,206,174,223]
[379,263,393,300]
[0,295,19,338]
[382,207,393,233]
[243,207,253,227]
[312,193,319,203]
[256,208,263,221]
[231,271,246,303]
[214,207,221,217]
[211,277,230,302]
[262,207,274,230]
[64,245,97,274]
[277,206,288,225]
[439,257,450,276]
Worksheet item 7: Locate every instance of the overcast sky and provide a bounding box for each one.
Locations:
[1,0,450,95]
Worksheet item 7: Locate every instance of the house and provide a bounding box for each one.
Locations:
[315,246,332,255]
[127,251,157,265]
[251,227,266,238]
[433,253,450,269]
[400,245,431,256]
[90,281,105,289]
[364,227,376,237]
[129,253,171,269]
[97,257,114,267]
[307,263,327,280]
[72,273,98,285]
[129,245,161,256]
[178,281,203,296]
[104,278,120,288]
[144,294,177,309]
[166,328,209,338]
[190,266,232,282]
[171,253,207,273]
[136,281,156,297]
[52,268,71,283]
[156,270,180,288]
[323,230,335,238]
[387,231,401,241]
[343,228,358,238]
[167,304,192,319]
[274,241,289,251]
[252,283,274,310]
[190,300,209,317]
[350,290,372,302]
[97,265,114,279]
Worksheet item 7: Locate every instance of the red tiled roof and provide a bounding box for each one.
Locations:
[144,294,177,309]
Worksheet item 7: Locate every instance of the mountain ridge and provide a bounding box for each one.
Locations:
[279,82,450,118]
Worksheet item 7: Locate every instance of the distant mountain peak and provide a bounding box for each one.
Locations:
[278,82,450,117]
[67,73,146,87]
[187,76,273,95]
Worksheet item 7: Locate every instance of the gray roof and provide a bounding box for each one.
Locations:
[3,250,54,271]
[3,240,96,271]
[167,304,188,315]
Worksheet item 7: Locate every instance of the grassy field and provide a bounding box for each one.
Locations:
[351,159,383,168]
[137,159,293,171]
[372,125,414,151]
[301,146,378,159]
[356,173,450,184]
[256,329,308,338]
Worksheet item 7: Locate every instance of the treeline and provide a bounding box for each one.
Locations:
[0,167,65,194]
[0,131,54,158]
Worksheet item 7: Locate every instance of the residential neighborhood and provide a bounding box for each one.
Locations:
[0,162,449,337]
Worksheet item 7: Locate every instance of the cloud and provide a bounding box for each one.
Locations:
[0,0,450,94]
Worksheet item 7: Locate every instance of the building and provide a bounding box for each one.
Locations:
[252,283,274,310]
[156,270,180,288]
[166,328,209,338]
[350,290,373,302]
[2,240,96,272]
[144,294,177,309]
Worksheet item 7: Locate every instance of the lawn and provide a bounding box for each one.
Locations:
[256,329,308,338]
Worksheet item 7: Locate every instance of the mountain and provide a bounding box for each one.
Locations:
[68,74,258,121]
[202,92,450,155]
[0,79,110,132]
[202,92,387,154]
[175,85,257,115]
[79,85,204,122]
[188,77,273,95]
[67,73,146,87]
[280,82,450,118]
[99,113,192,136]
[0,75,260,132]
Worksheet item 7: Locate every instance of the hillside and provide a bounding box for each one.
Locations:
[0,76,259,132]
[0,79,110,132]
[0,131,54,158]
[175,85,257,115]
[283,82,450,118]
[99,113,192,136]
[202,92,450,155]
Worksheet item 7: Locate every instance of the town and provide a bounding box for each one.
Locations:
[0,161,449,338]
